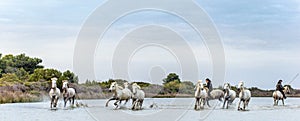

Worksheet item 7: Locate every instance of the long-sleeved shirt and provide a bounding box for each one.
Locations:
[276,82,283,91]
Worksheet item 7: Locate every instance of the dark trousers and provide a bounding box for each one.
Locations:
[279,90,286,98]
[208,90,212,98]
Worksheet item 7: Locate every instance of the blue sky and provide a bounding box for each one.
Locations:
[0,0,299,89]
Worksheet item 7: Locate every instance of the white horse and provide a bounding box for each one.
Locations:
[273,86,290,106]
[208,89,224,101]
[62,81,76,108]
[204,88,224,107]
[237,81,251,111]
[131,83,145,110]
[105,82,132,109]
[194,80,208,110]
[49,78,61,109]
[222,83,236,109]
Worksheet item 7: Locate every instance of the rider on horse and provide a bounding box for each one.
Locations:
[276,80,286,99]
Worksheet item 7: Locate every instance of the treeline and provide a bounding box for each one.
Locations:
[1,53,299,103]
[83,73,197,98]
[0,53,78,103]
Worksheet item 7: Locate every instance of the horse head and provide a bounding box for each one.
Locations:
[62,81,69,94]
[223,83,230,90]
[109,82,117,92]
[51,77,58,89]
[237,81,244,92]
[195,80,204,91]
[284,85,291,94]
[132,83,141,94]
[124,82,129,88]
[62,81,68,89]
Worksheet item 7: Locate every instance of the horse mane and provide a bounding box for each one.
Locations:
[136,85,141,89]
[132,83,141,89]
[117,86,124,90]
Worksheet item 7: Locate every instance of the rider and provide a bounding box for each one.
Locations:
[205,78,213,98]
[276,80,286,99]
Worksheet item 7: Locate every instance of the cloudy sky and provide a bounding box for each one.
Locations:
[0,0,299,89]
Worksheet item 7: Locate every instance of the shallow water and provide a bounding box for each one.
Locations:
[1,97,300,121]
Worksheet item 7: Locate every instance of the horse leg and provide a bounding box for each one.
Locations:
[222,100,226,109]
[72,96,75,106]
[226,100,229,109]
[243,101,246,110]
[69,97,72,105]
[194,98,199,110]
[105,97,116,107]
[282,99,284,106]
[132,100,136,110]
[50,97,53,109]
[218,96,223,102]
[124,99,129,105]
[114,100,120,109]
[54,97,58,108]
[65,97,68,107]
[247,100,250,110]
[238,100,242,111]
[140,99,144,109]
[199,98,202,109]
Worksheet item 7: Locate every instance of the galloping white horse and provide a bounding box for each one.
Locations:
[131,83,145,110]
[204,88,224,107]
[105,82,132,109]
[273,86,290,106]
[194,80,208,110]
[49,78,60,109]
[237,81,251,111]
[222,83,236,109]
[208,89,224,101]
[62,81,76,107]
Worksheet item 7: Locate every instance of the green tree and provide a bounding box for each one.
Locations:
[162,73,182,93]
[163,73,181,84]
[61,70,78,84]
[179,81,195,94]
[15,68,29,81]
[163,80,181,93]
[14,54,43,74]
[0,53,3,76]
[0,54,43,75]
[133,82,151,88]
[0,73,21,85]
